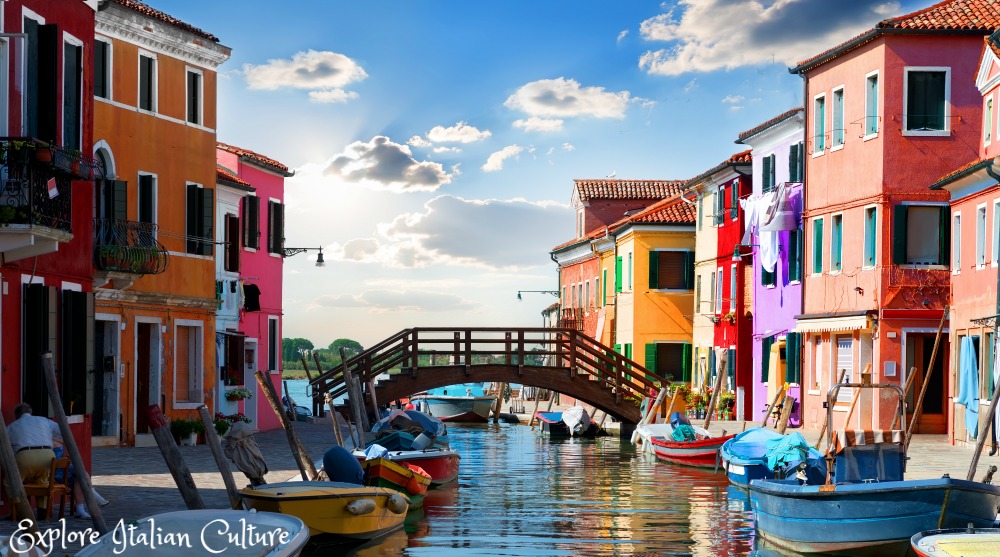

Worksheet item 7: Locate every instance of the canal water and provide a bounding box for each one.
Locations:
[316,422,759,557]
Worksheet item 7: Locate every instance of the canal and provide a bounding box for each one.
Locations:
[319,422,758,556]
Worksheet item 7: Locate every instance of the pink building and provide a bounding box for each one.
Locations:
[791,0,1000,433]
[216,143,292,432]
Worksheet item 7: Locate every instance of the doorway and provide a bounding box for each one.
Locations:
[905,332,949,434]
[93,319,121,438]
[135,321,162,435]
[243,341,258,426]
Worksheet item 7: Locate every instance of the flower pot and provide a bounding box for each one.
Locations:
[179,432,197,446]
[35,148,52,163]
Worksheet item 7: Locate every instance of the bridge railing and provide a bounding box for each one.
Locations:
[308,327,668,406]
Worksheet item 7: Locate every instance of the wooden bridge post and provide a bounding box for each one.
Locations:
[505,332,512,365]
[568,332,577,378]
[410,330,420,370]
[492,383,506,424]
[517,330,525,376]
[464,329,472,374]
[453,332,461,365]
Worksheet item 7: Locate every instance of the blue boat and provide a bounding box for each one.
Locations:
[721,427,826,487]
[749,381,1000,555]
[534,408,599,437]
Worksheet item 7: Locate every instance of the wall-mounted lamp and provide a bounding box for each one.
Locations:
[517,290,559,301]
[731,244,759,262]
[854,287,864,295]
[283,246,325,267]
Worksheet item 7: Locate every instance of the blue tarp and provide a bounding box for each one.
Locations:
[723,427,786,464]
[957,336,980,439]
[671,424,697,442]
[765,432,813,472]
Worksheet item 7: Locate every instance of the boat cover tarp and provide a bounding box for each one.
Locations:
[765,432,813,472]
[371,409,447,438]
[671,424,697,441]
[323,445,365,485]
[223,421,268,485]
[561,406,592,435]
[724,427,786,463]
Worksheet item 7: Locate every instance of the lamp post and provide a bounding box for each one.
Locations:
[731,244,759,262]
[516,290,559,301]
[283,246,325,267]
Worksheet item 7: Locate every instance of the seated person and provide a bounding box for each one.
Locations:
[7,403,60,519]
[53,446,109,518]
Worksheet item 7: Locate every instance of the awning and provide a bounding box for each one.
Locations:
[794,314,870,333]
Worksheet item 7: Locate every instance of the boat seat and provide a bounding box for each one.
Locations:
[830,430,905,483]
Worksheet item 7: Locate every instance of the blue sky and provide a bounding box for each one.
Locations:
[162,0,925,348]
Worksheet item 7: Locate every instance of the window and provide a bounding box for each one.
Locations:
[832,87,844,148]
[185,184,213,255]
[593,278,599,307]
[602,269,607,306]
[788,228,803,282]
[99,179,127,221]
[186,68,202,125]
[831,213,843,272]
[138,173,155,225]
[224,213,240,273]
[729,264,736,312]
[138,52,156,112]
[994,200,1000,266]
[977,205,987,268]
[174,323,203,403]
[716,186,725,225]
[614,256,622,293]
[710,271,718,313]
[812,336,822,390]
[25,17,58,142]
[697,195,703,231]
[647,342,691,382]
[987,97,994,144]
[953,212,962,272]
[627,252,632,290]
[904,68,949,133]
[267,200,284,255]
[648,250,695,290]
[892,205,950,266]
[268,317,279,372]
[94,37,111,99]
[761,264,776,287]
[730,179,738,219]
[789,142,805,182]
[694,275,701,310]
[715,269,723,314]
[63,39,82,150]
[762,154,776,193]
[242,195,260,250]
[865,72,879,136]
[813,94,826,153]
[812,217,824,274]
[864,206,877,268]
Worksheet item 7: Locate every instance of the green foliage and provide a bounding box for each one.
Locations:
[213,418,230,436]
[170,417,203,439]
[282,338,315,361]
[329,338,363,359]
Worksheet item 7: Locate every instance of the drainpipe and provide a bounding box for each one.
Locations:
[679,188,696,205]
[989,157,1000,455]
[797,69,810,426]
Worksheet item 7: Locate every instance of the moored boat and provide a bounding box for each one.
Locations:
[412,384,496,422]
[720,427,826,487]
[649,431,734,467]
[356,446,461,486]
[75,509,310,556]
[632,422,674,455]
[534,406,600,437]
[356,408,461,486]
[911,525,1000,556]
[240,481,409,540]
[361,456,432,507]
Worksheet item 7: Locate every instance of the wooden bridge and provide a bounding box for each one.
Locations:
[308,327,669,424]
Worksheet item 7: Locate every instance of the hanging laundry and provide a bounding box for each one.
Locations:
[957,336,979,439]
[244,283,261,312]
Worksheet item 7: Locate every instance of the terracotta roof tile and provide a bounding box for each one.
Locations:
[929,157,992,189]
[627,194,697,225]
[217,142,293,176]
[987,29,1000,60]
[793,0,1000,73]
[685,150,753,188]
[736,107,804,143]
[111,0,220,42]
[217,166,252,188]
[573,179,686,202]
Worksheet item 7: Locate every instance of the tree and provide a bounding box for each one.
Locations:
[282,337,314,361]
[329,338,363,360]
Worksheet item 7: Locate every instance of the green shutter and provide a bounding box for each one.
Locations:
[785,332,801,383]
[787,147,796,184]
[615,256,622,293]
[200,188,214,256]
[762,266,775,287]
[614,343,622,355]
[761,335,774,382]
[186,184,198,253]
[109,180,128,221]
[939,206,951,266]
[645,343,658,379]
[813,219,824,274]
[648,251,659,289]
[731,181,738,218]
[602,269,607,307]
[893,205,908,264]
[832,217,842,270]
[683,251,695,289]
[789,229,802,282]
[763,155,773,193]
[681,343,692,382]
[727,348,735,379]
[708,349,716,381]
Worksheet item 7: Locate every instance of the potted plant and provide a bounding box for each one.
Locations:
[34,146,53,163]
[723,311,737,324]
[170,417,197,445]
[225,386,254,401]
[718,391,736,420]
[213,417,230,437]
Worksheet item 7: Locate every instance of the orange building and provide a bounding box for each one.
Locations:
[91,0,230,445]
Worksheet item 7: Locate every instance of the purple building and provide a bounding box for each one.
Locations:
[735,108,805,425]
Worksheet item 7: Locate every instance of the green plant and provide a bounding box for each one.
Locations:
[718,391,736,409]
[170,417,196,439]
[0,206,15,224]
[225,387,254,400]
[213,418,230,436]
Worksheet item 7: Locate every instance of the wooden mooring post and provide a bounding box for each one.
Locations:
[144,404,205,511]
[197,405,242,509]
[256,370,317,481]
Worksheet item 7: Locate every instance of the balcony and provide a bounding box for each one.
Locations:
[557,307,584,331]
[93,218,169,289]
[0,138,98,262]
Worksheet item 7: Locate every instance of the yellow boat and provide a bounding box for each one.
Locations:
[240,481,409,540]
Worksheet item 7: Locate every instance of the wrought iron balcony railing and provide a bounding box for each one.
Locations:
[94,218,169,275]
[0,138,83,232]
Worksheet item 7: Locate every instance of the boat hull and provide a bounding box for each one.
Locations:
[649,434,734,468]
[240,481,408,540]
[356,448,461,486]
[418,396,495,423]
[361,457,432,508]
[750,477,1000,555]
[911,527,1000,557]
[534,411,599,437]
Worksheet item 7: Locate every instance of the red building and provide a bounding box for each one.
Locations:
[0,0,98,424]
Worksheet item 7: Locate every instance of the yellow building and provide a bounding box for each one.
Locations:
[91,1,230,445]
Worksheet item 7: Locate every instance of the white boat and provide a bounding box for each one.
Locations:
[75,509,309,556]
[413,384,496,422]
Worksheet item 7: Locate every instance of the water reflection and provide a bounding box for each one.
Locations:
[310,423,761,556]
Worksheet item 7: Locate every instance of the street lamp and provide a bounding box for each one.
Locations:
[517,290,559,301]
[731,244,759,262]
[283,246,325,267]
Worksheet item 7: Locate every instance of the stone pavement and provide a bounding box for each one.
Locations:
[1,418,997,537]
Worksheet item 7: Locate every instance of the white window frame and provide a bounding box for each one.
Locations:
[627,251,632,291]
[267,316,280,373]
[185,66,203,126]
[729,264,736,313]
[137,49,158,113]
[715,268,723,315]
[902,66,951,137]
[813,92,827,156]
[863,205,877,269]
[137,170,158,236]
[811,216,825,275]
[831,85,845,150]
[173,319,204,409]
[992,199,1000,266]
[808,334,823,394]
[864,70,879,140]
[62,32,84,149]
[986,95,994,146]
[831,212,844,274]
[977,203,987,269]
[953,210,962,274]
[94,34,112,101]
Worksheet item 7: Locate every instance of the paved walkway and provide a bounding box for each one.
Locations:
[0,417,996,536]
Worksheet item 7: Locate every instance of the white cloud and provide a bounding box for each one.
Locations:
[504,78,634,119]
[513,117,565,133]
[482,145,524,172]
[325,135,454,193]
[562,143,575,152]
[243,50,368,102]
[425,121,492,144]
[407,136,432,148]
[617,29,630,43]
[432,146,462,154]
[722,95,745,104]
[637,0,902,75]
[313,290,473,312]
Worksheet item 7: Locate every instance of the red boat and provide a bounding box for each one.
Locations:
[649,433,735,468]
[355,447,460,486]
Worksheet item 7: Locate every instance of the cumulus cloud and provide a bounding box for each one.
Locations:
[618,29,630,43]
[482,145,524,172]
[243,50,368,102]
[722,95,745,104]
[407,136,432,148]
[513,117,565,133]
[325,135,454,192]
[638,0,902,75]
[433,146,462,154]
[326,196,572,270]
[561,143,576,152]
[313,290,472,312]
[504,78,635,120]
[425,122,492,144]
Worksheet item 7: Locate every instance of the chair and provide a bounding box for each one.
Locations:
[22,457,72,520]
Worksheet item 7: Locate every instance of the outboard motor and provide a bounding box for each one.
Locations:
[669,412,692,429]
[323,445,365,485]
